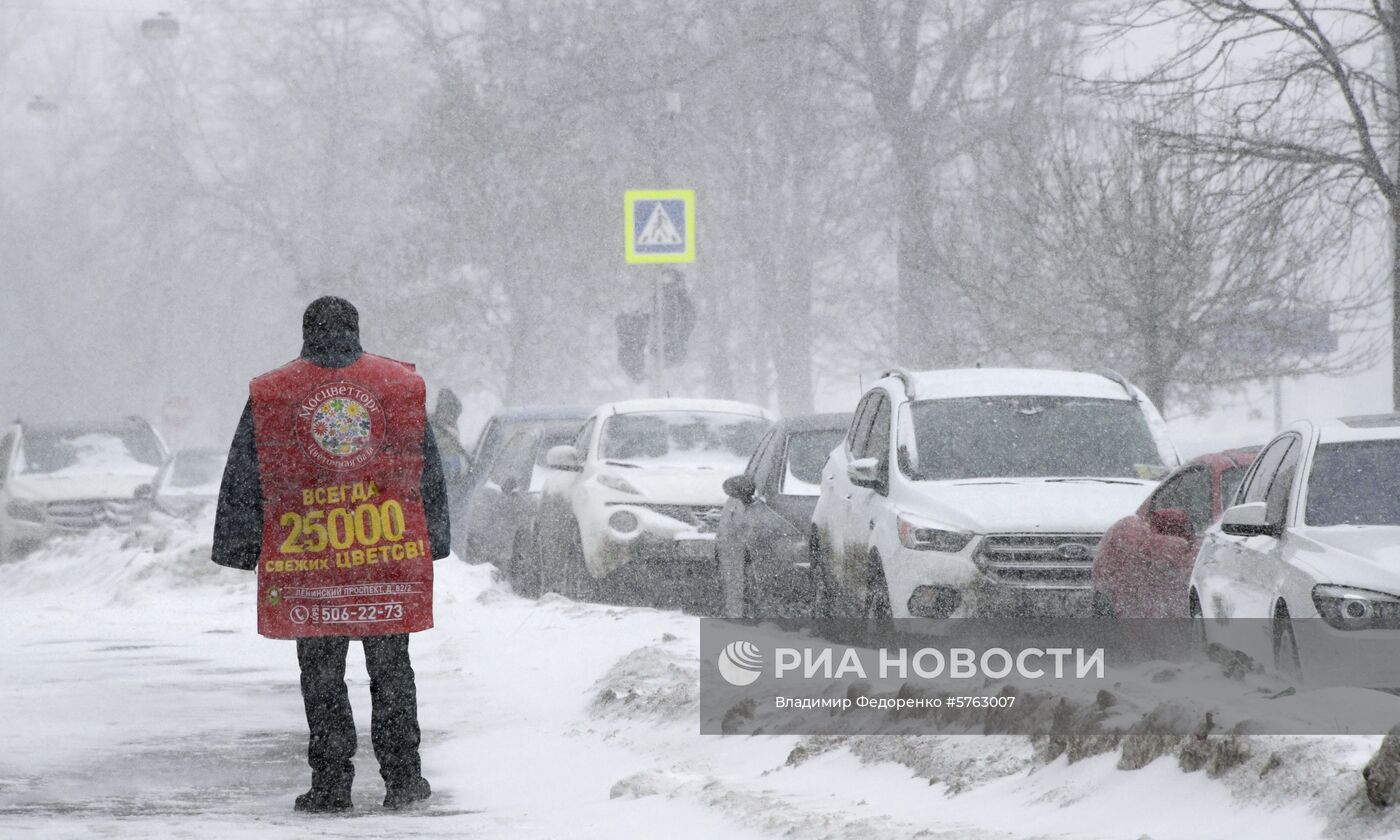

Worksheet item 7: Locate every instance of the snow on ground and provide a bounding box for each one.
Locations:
[3,515,1400,839]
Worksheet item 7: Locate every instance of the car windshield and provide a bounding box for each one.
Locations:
[169,453,226,489]
[600,411,769,467]
[1305,440,1400,527]
[19,428,164,476]
[782,429,845,494]
[1220,465,1249,508]
[900,396,1163,481]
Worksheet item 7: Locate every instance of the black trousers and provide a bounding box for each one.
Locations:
[296,634,423,791]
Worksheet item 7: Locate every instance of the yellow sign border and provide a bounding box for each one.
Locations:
[625,189,695,264]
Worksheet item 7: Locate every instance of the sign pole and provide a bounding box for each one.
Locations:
[624,189,695,396]
[651,272,665,395]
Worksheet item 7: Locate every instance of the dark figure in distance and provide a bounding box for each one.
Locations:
[429,387,472,558]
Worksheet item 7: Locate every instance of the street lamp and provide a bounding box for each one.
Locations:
[141,11,179,40]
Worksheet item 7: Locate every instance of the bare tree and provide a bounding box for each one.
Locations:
[816,0,1036,367]
[977,117,1378,411]
[1098,0,1400,405]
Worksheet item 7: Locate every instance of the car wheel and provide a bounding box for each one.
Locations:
[1273,603,1302,680]
[718,546,741,619]
[864,553,893,638]
[537,524,560,595]
[1188,589,1208,651]
[512,531,539,599]
[561,520,595,602]
[740,552,757,619]
[810,531,833,619]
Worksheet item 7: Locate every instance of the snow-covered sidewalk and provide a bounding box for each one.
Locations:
[0,518,1393,839]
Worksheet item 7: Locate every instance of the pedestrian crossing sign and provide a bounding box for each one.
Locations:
[625,189,695,264]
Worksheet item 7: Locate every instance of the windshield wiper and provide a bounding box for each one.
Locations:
[604,460,642,469]
[1045,477,1144,485]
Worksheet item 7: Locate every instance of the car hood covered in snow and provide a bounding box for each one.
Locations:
[900,477,1156,534]
[1291,527,1400,592]
[7,471,154,503]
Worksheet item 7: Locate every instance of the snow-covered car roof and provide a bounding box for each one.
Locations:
[887,368,1137,402]
[599,398,774,419]
[1317,414,1400,444]
[489,405,592,422]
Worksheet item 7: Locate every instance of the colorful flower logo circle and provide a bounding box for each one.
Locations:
[312,397,373,458]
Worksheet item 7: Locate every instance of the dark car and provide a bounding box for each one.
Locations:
[152,447,227,518]
[1092,446,1259,618]
[464,425,580,594]
[458,406,589,562]
[715,412,851,617]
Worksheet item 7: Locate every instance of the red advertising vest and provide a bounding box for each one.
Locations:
[249,354,434,639]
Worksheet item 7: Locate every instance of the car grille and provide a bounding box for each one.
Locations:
[45,499,147,530]
[975,533,1100,590]
[636,504,724,533]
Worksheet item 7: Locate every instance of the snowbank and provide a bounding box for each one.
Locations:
[4,519,1400,838]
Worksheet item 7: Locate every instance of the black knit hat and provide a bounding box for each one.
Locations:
[300,296,362,367]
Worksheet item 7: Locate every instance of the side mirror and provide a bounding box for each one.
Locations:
[847,457,881,489]
[545,445,583,472]
[723,475,757,504]
[1220,502,1279,538]
[1148,507,1194,541]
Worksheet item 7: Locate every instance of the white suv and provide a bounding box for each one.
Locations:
[1190,415,1400,682]
[536,398,772,608]
[0,418,169,559]
[811,368,1178,619]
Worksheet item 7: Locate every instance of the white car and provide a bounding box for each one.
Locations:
[0,418,169,559]
[536,398,773,608]
[1190,415,1400,684]
[811,368,1179,619]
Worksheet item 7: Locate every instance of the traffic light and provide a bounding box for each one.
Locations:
[660,270,696,365]
[616,311,650,383]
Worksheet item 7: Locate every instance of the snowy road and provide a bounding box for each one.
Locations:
[0,518,1388,839]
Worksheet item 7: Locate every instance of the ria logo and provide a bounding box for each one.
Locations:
[717,640,763,686]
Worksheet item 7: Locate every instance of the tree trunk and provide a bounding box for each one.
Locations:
[773,253,815,415]
[1391,3,1400,410]
[895,155,943,368]
[1392,202,1400,410]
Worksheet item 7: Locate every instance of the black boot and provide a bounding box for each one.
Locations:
[383,777,431,810]
[294,785,353,813]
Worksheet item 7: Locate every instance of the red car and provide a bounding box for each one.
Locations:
[1092,447,1259,618]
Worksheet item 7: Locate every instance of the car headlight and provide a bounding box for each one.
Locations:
[1312,584,1400,631]
[596,473,642,495]
[897,515,972,553]
[6,499,45,522]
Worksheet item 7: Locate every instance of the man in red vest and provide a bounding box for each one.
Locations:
[212,296,451,813]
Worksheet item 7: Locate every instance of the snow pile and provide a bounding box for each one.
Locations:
[590,639,697,720]
[8,509,239,610]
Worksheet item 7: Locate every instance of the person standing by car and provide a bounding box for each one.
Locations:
[429,387,471,558]
[211,296,451,813]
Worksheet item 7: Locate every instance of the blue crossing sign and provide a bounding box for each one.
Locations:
[625,189,695,264]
